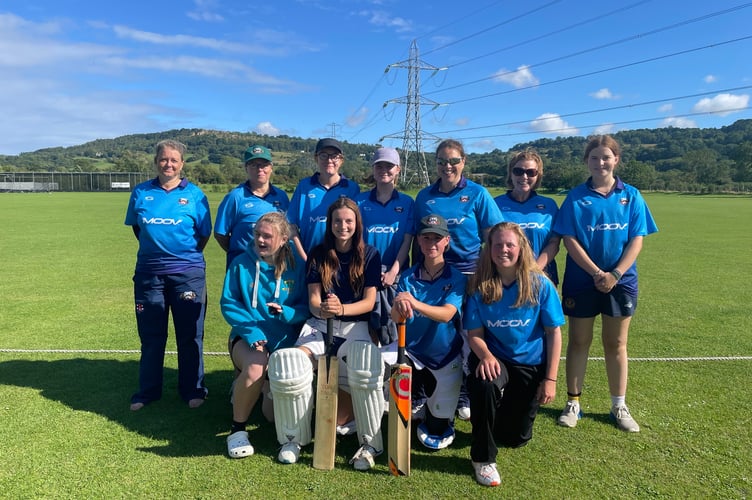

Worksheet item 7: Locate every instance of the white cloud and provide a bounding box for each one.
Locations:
[103,55,303,89]
[113,26,244,51]
[691,93,749,116]
[454,117,470,127]
[361,10,413,33]
[253,121,281,136]
[704,74,717,84]
[590,88,617,100]
[593,123,615,135]
[657,104,673,113]
[529,113,579,136]
[0,75,170,153]
[0,12,312,154]
[660,117,697,128]
[111,25,317,56]
[493,65,539,89]
[346,107,369,127]
[187,0,224,22]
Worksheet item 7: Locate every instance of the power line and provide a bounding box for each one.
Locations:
[439,0,651,71]
[422,3,752,98]
[414,0,509,45]
[419,0,563,58]
[429,87,752,135]
[454,106,751,142]
[436,35,752,106]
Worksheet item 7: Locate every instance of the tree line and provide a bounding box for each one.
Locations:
[1,120,751,193]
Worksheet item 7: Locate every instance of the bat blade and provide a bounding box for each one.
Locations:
[312,317,338,470]
[388,321,411,476]
[388,364,412,476]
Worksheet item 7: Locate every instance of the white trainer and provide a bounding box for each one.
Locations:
[349,444,382,471]
[472,461,501,487]
[611,404,640,432]
[278,442,301,464]
[557,400,582,428]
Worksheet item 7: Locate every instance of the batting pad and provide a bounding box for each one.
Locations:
[268,348,314,446]
[347,341,385,452]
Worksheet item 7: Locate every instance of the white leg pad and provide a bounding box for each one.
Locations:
[347,341,385,451]
[268,348,314,446]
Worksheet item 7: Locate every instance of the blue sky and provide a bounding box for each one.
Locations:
[1,0,750,155]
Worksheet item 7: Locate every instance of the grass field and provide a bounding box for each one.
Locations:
[1,191,750,499]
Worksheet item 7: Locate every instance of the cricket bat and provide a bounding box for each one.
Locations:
[388,320,411,476]
[312,317,338,470]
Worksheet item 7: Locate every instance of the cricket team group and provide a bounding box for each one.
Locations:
[124,134,657,487]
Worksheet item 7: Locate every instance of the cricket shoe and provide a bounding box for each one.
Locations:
[557,400,582,428]
[610,404,640,432]
[472,461,501,487]
[350,444,382,471]
[278,442,301,464]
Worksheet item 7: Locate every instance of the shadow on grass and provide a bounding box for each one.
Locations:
[0,357,282,458]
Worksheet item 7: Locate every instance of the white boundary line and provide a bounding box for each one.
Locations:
[0,349,751,361]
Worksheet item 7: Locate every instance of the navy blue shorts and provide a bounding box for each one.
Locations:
[562,285,637,318]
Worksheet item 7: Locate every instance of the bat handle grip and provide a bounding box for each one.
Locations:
[325,317,334,353]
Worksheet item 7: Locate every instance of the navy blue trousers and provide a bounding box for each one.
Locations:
[131,268,208,405]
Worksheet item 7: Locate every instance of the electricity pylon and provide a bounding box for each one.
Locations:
[381,40,446,188]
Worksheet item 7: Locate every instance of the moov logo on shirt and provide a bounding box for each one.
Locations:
[309,215,327,223]
[486,319,531,328]
[142,217,183,225]
[587,223,628,232]
[367,225,398,234]
[446,217,466,226]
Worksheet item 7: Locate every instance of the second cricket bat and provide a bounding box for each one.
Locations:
[387,320,411,476]
[312,317,338,470]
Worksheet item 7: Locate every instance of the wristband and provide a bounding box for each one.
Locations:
[610,269,622,280]
[544,377,557,382]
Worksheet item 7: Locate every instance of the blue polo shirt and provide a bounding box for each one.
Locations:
[287,173,360,253]
[215,182,290,268]
[413,176,503,273]
[125,177,212,274]
[553,177,658,296]
[495,191,560,283]
[464,275,565,366]
[356,188,415,268]
[397,264,467,370]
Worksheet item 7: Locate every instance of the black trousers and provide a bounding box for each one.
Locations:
[467,352,543,463]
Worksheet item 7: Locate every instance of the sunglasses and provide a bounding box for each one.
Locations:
[436,157,463,166]
[512,167,538,177]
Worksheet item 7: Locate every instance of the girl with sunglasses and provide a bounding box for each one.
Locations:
[494,149,561,285]
[413,139,504,422]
